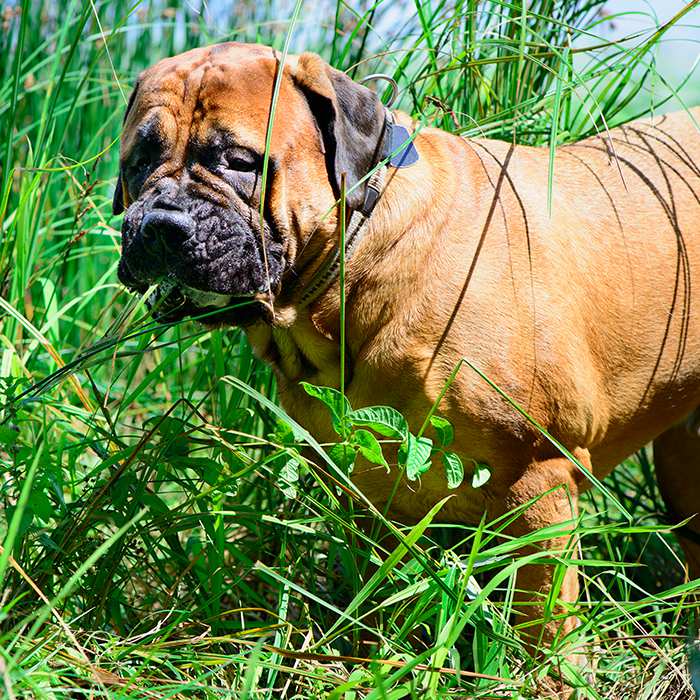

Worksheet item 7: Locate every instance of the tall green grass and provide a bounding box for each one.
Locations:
[1,0,699,697]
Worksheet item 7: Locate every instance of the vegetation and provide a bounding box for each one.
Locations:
[1,0,699,697]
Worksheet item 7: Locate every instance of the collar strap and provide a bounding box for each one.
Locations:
[297,165,387,310]
[297,111,418,310]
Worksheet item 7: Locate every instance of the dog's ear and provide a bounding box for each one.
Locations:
[112,175,125,216]
[294,53,385,210]
[112,81,140,215]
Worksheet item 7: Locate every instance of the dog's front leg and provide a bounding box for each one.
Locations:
[502,451,586,654]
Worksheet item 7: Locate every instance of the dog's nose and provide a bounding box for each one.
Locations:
[140,208,195,252]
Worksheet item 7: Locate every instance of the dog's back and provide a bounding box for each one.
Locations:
[559,109,700,470]
[422,109,700,474]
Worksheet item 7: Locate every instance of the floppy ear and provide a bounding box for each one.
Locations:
[112,81,141,215]
[112,175,125,216]
[294,53,385,210]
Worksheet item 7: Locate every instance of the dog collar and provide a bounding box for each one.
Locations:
[297,111,418,310]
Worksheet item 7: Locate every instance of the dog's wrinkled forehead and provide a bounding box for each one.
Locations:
[122,42,309,162]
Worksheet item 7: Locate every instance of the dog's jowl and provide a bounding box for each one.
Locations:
[114,41,700,650]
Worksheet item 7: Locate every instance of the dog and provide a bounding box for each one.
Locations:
[113,41,700,652]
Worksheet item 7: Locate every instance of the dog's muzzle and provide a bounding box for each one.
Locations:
[118,188,284,324]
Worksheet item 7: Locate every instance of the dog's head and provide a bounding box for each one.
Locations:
[113,42,386,324]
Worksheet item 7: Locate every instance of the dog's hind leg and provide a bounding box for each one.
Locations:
[653,410,700,578]
[503,452,584,651]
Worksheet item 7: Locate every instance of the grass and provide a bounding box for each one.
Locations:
[1,0,700,697]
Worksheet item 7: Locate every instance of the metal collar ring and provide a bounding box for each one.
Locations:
[359,73,399,108]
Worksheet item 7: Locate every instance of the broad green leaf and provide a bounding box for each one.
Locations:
[442,451,464,489]
[471,461,491,489]
[201,459,220,486]
[156,416,189,457]
[30,485,53,522]
[300,382,351,436]
[141,491,169,514]
[111,475,130,508]
[280,457,300,499]
[5,506,34,538]
[270,419,296,446]
[352,429,389,469]
[329,442,356,473]
[170,456,220,474]
[400,433,433,480]
[0,425,19,445]
[347,405,408,440]
[430,415,454,447]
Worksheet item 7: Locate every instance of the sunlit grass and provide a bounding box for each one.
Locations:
[1,0,699,697]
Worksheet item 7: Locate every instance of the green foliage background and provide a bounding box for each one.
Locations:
[1,0,699,697]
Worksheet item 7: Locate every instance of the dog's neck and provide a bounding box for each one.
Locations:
[245,116,458,391]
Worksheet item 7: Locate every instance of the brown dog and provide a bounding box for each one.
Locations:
[114,42,700,650]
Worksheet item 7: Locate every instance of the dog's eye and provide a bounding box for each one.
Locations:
[224,149,257,172]
[128,153,153,174]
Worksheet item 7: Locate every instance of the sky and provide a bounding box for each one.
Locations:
[603,0,699,103]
